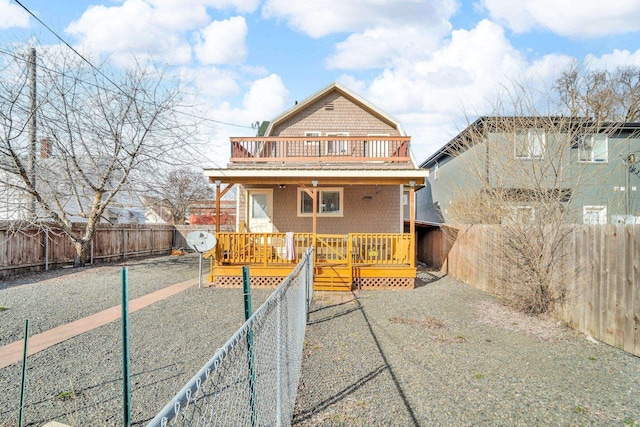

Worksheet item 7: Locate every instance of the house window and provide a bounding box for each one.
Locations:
[579,134,608,163]
[506,206,534,224]
[514,129,545,159]
[583,206,607,224]
[298,188,343,217]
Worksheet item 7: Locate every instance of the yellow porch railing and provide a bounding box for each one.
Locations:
[211,232,413,267]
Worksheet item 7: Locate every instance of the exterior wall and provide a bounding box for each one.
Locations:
[237,184,402,233]
[424,127,640,224]
[569,132,640,224]
[270,92,400,137]
[424,141,487,223]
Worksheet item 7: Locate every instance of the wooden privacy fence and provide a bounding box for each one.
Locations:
[418,224,640,357]
[0,223,175,278]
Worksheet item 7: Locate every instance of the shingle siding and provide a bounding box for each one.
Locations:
[271,93,400,137]
[238,184,401,233]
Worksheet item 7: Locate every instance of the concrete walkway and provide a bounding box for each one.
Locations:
[0,278,195,369]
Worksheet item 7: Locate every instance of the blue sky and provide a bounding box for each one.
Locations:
[2,0,640,167]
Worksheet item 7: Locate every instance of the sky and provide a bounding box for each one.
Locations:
[2,0,640,168]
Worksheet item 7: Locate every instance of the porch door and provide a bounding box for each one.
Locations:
[247,189,273,232]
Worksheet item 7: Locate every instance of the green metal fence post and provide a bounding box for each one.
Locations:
[18,319,28,427]
[242,266,256,427]
[122,267,131,427]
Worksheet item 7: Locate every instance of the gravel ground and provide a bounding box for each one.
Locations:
[2,259,639,426]
[293,269,640,426]
[0,254,272,426]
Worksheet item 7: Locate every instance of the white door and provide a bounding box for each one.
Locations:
[247,189,273,232]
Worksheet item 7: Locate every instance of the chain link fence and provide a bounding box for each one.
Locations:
[147,248,315,427]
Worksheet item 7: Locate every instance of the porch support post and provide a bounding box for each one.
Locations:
[215,180,221,235]
[213,182,235,235]
[312,187,317,260]
[409,181,415,268]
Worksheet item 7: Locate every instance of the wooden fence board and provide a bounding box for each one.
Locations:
[0,223,176,277]
[418,224,640,357]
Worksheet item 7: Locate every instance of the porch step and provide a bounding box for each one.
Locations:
[314,264,352,291]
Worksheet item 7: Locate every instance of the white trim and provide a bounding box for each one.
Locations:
[297,187,344,217]
[514,129,545,160]
[247,188,274,232]
[578,134,608,163]
[204,168,429,180]
[583,205,607,224]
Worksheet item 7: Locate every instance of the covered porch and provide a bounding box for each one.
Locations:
[204,167,428,291]
[208,232,414,290]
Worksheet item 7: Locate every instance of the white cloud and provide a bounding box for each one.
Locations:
[204,74,289,137]
[194,16,248,65]
[262,0,457,38]
[66,0,193,65]
[66,0,259,66]
[326,24,449,70]
[585,49,640,69]
[199,74,290,166]
[351,20,576,157]
[0,0,30,29]
[242,74,290,119]
[177,65,241,98]
[479,0,640,37]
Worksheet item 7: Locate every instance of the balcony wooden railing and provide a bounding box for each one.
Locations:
[230,136,412,163]
[212,232,413,267]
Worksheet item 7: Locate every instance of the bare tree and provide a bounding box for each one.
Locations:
[444,100,623,313]
[0,48,197,265]
[555,62,640,122]
[145,167,212,224]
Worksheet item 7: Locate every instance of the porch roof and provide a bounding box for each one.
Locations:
[203,167,429,186]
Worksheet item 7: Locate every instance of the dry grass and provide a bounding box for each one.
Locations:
[475,300,571,342]
[389,315,445,330]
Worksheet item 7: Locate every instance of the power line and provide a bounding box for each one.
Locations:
[9,1,254,130]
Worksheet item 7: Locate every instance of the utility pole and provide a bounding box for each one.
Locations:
[28,47,37,221]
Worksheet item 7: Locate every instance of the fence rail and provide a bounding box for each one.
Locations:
[147,248,314,427]
[0,224,231,277]
[214,232,413,266]
[418,224,640,357]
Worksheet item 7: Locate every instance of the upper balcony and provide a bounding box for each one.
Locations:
[230,136,412,164]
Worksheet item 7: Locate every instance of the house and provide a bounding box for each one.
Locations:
[203,82,429,290]
[188,199,236,228]
[0,144,146,224]
[418,117,640,225]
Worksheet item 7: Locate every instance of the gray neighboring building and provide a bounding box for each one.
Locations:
[418,117,640,225]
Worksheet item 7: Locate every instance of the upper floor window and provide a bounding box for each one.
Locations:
[579,134,608,163]
[514,129,545,159]
[298,188,343,217]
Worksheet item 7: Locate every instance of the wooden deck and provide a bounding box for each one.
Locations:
[206,232,415,290]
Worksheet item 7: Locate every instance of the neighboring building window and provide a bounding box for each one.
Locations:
[298,188,343,216]
[506,206,534,224]
[583,206,607,224]
[579,134,608,163]
[514,129,545,159]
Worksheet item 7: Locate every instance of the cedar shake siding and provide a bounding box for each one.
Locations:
[270,92,401,137]
[238,184,401,234]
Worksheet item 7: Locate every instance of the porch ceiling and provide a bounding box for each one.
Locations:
[203,168,429,186]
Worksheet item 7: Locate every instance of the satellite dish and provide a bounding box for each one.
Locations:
[186,231,217,253]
